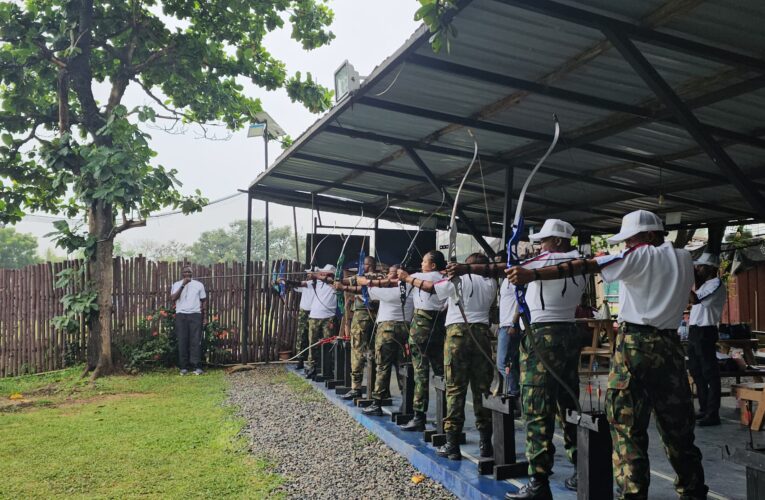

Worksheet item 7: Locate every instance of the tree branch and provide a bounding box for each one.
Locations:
[32,40,67,69]
[113,218,146,234]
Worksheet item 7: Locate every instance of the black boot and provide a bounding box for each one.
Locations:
[564,470,577,491]
[479,429,493,458]
[399,411,426,431]
[505,476,552,500]
[296,359,304,370]
[697,411,720,426]
[435,431,462,460]
[341,389,362,400]
[695,411,706,420]
[304,365,315,379]
[363,400,383,416]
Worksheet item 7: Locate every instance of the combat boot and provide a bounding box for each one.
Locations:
[304,365,316,379]
[435,431,462,460]
[504,476,552,500]
[362,400,383,416]
[399,411,426,431]
[697,411,720,426]
[479,429,493,458]
[341,389,362,400]
[564,471,577,491]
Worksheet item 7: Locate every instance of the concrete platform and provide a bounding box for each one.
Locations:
[292,365,750,499]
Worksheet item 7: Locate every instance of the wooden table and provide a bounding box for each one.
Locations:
[732,382,765,430]
[576,318,614,374]
[718,338,759,366]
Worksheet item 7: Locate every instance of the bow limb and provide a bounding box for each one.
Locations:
[448,130,479,319]
[335,208,365,318]
[506,115,580,412]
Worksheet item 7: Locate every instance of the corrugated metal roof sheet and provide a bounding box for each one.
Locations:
[251,0,765,238]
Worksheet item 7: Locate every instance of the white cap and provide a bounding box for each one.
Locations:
[529,219,575,241]
[607,210,664,245]
[694,253,720,268]
[320,264,336,273]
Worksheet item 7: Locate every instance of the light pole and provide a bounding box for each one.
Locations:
[244,112,285,362]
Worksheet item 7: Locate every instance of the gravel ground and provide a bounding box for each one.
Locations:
[228,365,455,499]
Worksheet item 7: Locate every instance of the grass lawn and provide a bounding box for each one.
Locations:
[0,366,281,499]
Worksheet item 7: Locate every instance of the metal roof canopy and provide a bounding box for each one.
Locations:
[250,0,765,251]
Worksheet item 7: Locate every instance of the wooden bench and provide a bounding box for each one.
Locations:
[732,383,765,430]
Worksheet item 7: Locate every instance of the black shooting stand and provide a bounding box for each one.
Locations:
[477,394,528,479]
[390,362,414,425]
[334,339,359,395]
[566,410,613,500]
[314,342,333,383]
[730,447,765,499]
[356,350,392,408]
[325,339,346,389]
[429,374,466,447]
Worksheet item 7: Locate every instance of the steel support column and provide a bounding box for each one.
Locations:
[604,28,765,218]
[243,193,253,363]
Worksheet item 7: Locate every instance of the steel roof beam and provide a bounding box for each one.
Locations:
[405,55,765,151]
[323,125,751,217]
[604,28,765,218]
[357,96,726,182]
[268,171,505,219]
[493,0,765,72]
[406,147,495,256]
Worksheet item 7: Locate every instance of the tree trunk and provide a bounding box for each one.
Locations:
[88,200,115,380]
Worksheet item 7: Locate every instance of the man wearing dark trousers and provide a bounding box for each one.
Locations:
[688,253,726,426]
[171,265,208,375]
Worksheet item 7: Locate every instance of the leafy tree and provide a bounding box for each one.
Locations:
[0,226,41,268]
[114,239,191,261]
[188,219,296,265]
[0,1,334,378]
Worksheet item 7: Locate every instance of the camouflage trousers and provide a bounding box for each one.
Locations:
[295,309,310,359]
[607,324,707,499]
[520,323,580,477]
[307,317,337,368]
[443,323,493,434]
[350,308,375,390]
[409,309,445,413]
[372,321,408,400]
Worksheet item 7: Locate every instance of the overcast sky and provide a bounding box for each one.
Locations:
[15,0,422,256]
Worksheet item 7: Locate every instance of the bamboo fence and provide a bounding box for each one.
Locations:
[0,257,302,377]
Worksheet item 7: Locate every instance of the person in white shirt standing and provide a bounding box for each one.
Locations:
[449,219,585,497]
[170,265,207,376]
[305,264,338,378]
[688,253,726,427]
[508,210,707,500]
[293,269,315,370]
[354,264,414,417]
[396,250,448,431]
[403,253,498,461]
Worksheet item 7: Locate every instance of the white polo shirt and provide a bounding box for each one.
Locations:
[296,286,314,312]
[689,277,726,327]
[410,271,447,311]
[596,242,693,330]
[308,280,337,320]
[523,250,584,323]
[368,285,414,323]
[434,275,497,327]
[171,280,206,314]
[499,278,521,328]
